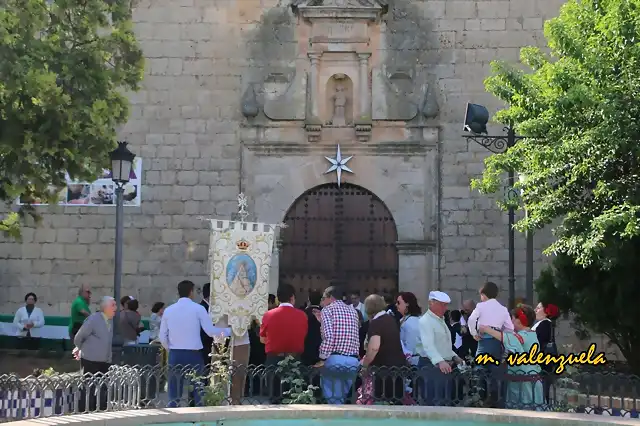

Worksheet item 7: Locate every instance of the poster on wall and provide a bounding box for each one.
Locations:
[16,158,143,207]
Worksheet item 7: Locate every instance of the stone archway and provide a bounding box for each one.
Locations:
[278,182,399,302]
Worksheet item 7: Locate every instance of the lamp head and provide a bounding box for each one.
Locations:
[463,103,489,134]
[109,141,136,185]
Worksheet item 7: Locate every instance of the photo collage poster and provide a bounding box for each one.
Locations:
[17,158,143,207]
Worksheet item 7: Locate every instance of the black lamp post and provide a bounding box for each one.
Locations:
[462,103,534,308]
[109,141,135,343]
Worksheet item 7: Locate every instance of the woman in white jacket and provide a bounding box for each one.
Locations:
[13,292,45,350]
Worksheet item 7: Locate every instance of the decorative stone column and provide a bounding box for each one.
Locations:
[396,240,433,308]
[305,52,323,142]
[357,53,371,117]
[308,52,322,118]
[269,236,282,295]
[354,53,372,141]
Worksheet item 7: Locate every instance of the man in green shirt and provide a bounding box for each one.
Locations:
[69,285,92,341]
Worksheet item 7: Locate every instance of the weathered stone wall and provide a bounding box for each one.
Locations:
[0,0,602,354]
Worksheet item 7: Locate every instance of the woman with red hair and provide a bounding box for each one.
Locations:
[533,302,559,403]
[478,305,545,410]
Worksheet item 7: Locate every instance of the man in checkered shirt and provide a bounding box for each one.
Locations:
[314,283,360,404]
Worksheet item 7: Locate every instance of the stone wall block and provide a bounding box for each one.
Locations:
[445,1,477,19]
[161,229,184,244]
[41,244,64,259]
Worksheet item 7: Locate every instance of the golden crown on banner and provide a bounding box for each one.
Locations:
[236,238,250,251]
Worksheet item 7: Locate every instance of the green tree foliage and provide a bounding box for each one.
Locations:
[472,0,640,268]
[536,239,640,373]
[0,0,144,235]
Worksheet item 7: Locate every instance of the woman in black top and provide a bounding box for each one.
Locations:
[533,302,559,403]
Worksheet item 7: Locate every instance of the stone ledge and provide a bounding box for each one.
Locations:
[6,405,637,426]
[243,141,432,156]
[396,239,435,254]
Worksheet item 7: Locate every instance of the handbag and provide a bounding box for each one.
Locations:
[544,320,558,355]
[356,372,375,405]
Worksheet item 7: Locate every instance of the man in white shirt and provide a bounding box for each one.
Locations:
[349,290,368,322]
[416,291,463,406]
[160,280,230,407]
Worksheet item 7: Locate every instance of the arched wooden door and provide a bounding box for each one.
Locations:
[279,183,398,302]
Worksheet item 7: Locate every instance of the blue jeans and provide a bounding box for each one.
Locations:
[321,355,360,404]
[168,349,205,407]
[476,334,504,407]
[417,357,454,406]
[476,333,502,359]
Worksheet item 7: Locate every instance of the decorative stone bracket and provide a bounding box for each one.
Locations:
[305,116,323,142]
[354,119,372,142]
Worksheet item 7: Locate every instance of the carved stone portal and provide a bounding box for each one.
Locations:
[294,0,385,142]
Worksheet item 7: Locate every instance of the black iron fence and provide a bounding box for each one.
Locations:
[1,362,639,422]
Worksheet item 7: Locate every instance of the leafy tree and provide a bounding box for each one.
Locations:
[0,0,144,236]
[536,240,640,373]
[473,0,640,369]
[472,0,640,268]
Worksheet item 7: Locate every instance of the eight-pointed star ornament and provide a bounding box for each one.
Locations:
[324,144,353,187]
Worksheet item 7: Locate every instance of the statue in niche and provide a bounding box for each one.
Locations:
[332,83,348,126]
[326,74,353,126]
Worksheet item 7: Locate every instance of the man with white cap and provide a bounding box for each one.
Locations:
[416,290,464,405]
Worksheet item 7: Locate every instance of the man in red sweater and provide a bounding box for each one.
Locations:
[260,283,308,364]
[260,283,308,402]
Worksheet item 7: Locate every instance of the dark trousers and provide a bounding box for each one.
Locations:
[541,365,555,403]
[168,349,205,407]
[476,336,505,407]
[265,354,301,403]
[265,354,286,403]
[416,357,457,406]
[80,359,111,412]
[70,323,83,345]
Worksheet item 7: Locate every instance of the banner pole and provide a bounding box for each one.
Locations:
[228,333,235,405]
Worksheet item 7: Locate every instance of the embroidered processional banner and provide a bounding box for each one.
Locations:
[208,219,274,337]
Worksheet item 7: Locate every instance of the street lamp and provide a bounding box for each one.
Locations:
[462,103,534,308]
[109,141,135,342]
[519,173,535,307]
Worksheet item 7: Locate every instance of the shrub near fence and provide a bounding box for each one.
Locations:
[1,359,640,422]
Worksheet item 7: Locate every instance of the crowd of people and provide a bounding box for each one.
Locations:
[12,280,560,410]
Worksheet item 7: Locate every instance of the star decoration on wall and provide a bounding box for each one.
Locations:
[324,144,353,187]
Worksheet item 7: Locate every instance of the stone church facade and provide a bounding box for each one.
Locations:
[0,0,569,317]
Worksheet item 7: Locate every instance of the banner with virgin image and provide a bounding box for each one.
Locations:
[208,219,275,337]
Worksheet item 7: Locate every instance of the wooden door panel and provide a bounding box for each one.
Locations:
[279,183,398,303]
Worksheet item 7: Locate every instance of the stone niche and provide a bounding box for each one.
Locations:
[324,73,353,126]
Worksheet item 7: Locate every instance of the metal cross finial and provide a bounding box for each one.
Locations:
[237,193,249,222]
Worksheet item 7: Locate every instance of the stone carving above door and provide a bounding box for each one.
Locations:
[262,69,306,121]
[372,66,424,121]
